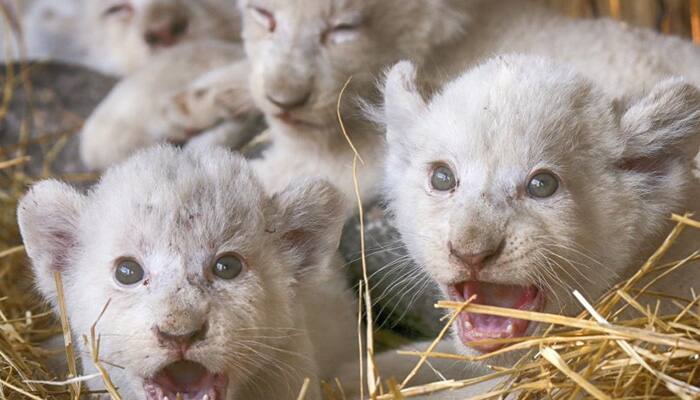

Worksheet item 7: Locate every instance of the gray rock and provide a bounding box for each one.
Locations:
[0,61,117,177]
[340,201,444,340]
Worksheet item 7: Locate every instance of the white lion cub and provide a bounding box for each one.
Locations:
[231,0,468,206]
[18,145,357,399]
[380,56,700,362]
[79,0,242,76]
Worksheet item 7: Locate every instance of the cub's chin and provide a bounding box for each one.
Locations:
[446,281,545,353]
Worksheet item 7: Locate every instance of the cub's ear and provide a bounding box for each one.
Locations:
[17,180,84,305]
[618,78,700,166]
[273,179,346,274]
[382,61,426,144]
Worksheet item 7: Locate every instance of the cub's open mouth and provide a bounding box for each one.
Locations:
[144,361,228,400]
[448,281,543,352]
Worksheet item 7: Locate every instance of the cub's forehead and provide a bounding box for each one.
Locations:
[419,57,598,164]
[86,146,266,233]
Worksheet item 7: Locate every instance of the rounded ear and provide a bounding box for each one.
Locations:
[17,180,84,305]
[618,78,700,167]
[382,61,426,144]
[272,179,347,274]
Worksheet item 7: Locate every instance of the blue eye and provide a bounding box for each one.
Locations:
[102,3,133,17]
[115,259,144,285]
[527,172,559,198]
[212,254,245,280]
[430,164,457,191]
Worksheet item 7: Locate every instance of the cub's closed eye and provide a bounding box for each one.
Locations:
[430,164,457,192]
[115,259,145,286]
[212,253,245,280]
[324,20,362,45]
[333,23,358,31]
[526,171,559,198]
[103,3,133,17]
[250,6,276,32]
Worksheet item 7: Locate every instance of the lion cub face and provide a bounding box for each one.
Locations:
[381,56,700,354]
[237,0,466,136]
[84,0,241,75]
[18,145,344,399]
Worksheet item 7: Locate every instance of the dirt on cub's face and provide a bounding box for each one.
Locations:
[380,56,700,356]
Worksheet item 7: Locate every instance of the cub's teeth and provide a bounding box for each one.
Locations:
[203,395,210,400]
[506,323,514,334]
[463,319,472,330]
[163,397,169,400]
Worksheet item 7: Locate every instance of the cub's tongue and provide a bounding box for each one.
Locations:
[450,281,541,352]
[144,361,228,400]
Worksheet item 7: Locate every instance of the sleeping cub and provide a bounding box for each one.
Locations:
[79,0,242,76]
[380,55,700,362]
[18,145,357,399]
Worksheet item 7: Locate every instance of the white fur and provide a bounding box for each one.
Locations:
[18,0,86,63]
[18,145,358,399]
[80,0,242,76]
[424,1,700,97]
[3,0,242,76]
[381,55,700,364]
[79,41,258,170]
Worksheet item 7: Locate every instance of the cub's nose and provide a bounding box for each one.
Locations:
[265,91,312,111]
[154,322,207,352]
[449,241,501,272]
[144,17,189,47]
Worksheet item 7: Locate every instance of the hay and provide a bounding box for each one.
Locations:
[359,216,700,399]
[0,53,106,398]
[0,160,66,400]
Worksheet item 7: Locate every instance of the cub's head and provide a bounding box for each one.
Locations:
[237,0,466,138]
[83,0,241,75]
[380,56,700,354]
[18,145,345,399]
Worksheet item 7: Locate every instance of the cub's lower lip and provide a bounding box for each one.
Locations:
[274,112,316,127]
[448,281,543,352]
[144,360,228,400]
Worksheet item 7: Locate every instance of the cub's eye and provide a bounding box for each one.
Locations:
[332,23,359,31]
[324,18,362,45]
[115,259,144,286]
[212,254,245,280]
[430,164,457,192]
[527,171,559,198]
[250,6,276,32]
[102,3,133,17]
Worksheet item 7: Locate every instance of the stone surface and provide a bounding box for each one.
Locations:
[0,62,116,177]
[340,201,444,339]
